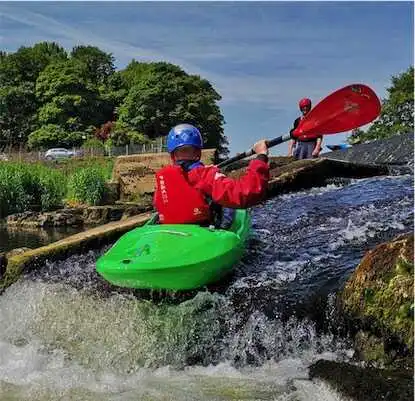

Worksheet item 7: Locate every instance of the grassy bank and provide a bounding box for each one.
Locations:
[0,158,115,218]
[43,157,114,179]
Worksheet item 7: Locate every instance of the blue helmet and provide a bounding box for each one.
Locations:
[167,124,203,153]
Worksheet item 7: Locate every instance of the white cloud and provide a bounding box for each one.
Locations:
[0,3,405,110]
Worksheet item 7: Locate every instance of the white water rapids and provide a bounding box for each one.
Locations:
[0,175,412,400]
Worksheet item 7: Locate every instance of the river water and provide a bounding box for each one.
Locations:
[0,226,84,253]
[0,175,413,400]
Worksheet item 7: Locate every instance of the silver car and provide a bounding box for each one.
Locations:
[44,148,75,160]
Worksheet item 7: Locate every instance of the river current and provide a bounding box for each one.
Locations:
[0,174,412,400]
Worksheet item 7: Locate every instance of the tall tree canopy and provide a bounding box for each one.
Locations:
[71,45,115,87]
[0,42,227,154]
[118,61,228,155]
[349,66,414,144]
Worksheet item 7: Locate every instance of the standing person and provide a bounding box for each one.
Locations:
[154,124,270,229]
[288,98,322,160]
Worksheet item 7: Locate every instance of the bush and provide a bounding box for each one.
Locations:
[28,124,84,149]
[67,167,106,205]
[0,162,66,217]
[28,124,68,149]
[35,165,67,210]
[111,121,149,146]
[82,138,105,156]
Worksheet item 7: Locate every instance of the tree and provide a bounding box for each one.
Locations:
[0,43,67,147]
[28,124,84,149]
[109,121,149,146]
[0,42,67,86]
[35,59,112,130]
[95,121,114,142]
[120,61,184,89]
[118,62,228,156]
[0,83,38,149]
[71,45,115,87]
[349,66,414,143]
[0,42,227,155]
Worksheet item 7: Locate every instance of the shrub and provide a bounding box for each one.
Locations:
[0,162,65,217]
[82,138,105,156]
[67,167,106,205]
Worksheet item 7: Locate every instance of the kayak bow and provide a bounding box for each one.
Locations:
[96,209,250,290]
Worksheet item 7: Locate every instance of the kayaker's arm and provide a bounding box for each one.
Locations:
[191,157,270,209]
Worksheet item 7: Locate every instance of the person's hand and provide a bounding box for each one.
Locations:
[253,139,268,155]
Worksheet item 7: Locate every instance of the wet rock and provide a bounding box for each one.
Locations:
[309,359,413,401]
[0,248,32,281]
[339,233,414,367]
[6,204,153,228]
[221,156,387,196]
[267,158,387,195]
[109,152,388,202]
[102,181,120,204]
[1,213,151,292]
[325,132,413,166]
[7,247,32,257]
[7,209,84,228]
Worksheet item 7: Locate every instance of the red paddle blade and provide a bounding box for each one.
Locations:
[293,84,381,140]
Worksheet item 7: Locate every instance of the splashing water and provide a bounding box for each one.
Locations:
[0,175,412,400]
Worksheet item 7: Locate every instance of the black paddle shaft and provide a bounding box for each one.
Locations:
[217,133,291,169]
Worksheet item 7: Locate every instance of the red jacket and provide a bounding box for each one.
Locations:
[153,157,270,215]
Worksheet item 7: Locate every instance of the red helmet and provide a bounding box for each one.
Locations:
[299,98,312,109]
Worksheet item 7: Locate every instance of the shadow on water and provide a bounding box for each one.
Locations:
[0,225,85,253]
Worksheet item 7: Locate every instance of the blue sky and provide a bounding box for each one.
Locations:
[0,1,413,155]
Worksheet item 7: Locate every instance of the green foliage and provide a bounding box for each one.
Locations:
[0,158,115,217]
[118,62,228,156]
[82,137,105,156]
[71,45,115,86]
[0,162,65,217]
[1,42,227,155]
[0,41,67,86]
[35,59,112,129]
[82,137,105,151]
[349,66,414,143]
[110,121,150,146]
[67,167,107,205]
[0,83,38,148]
[28,124,84,149]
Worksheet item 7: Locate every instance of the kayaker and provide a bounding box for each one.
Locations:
[288,98,323,159]
[154,123,269,228]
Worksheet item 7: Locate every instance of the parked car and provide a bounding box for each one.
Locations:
[44,148,75,160]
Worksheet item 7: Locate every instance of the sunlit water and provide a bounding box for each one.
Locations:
[0,175,412,400]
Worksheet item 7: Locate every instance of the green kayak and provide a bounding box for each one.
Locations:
[96,209,250,290]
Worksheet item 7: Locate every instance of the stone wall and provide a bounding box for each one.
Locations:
[111,149,216,201]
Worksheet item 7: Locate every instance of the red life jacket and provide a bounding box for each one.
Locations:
[154,165,211,224]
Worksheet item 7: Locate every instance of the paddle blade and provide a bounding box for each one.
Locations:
[293,84,381,140]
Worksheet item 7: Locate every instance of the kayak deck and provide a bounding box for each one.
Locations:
[96,209,250,290]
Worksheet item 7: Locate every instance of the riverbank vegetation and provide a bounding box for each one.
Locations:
[349,66,414,144]
[0,158,115,217]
